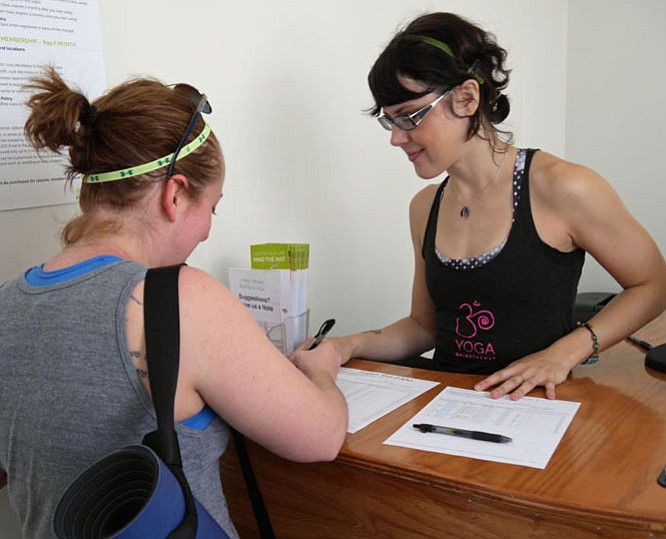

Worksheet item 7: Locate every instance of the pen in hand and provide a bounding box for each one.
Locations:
[308,319,336,350]
[413,423,512,444]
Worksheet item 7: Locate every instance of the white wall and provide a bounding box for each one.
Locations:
[93,0,566,337]
[0,0,569,329]
[566,0,666,293]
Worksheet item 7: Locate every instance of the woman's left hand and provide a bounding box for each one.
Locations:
[473,351,576,401]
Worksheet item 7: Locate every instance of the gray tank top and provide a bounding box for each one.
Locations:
[0,261,238,538]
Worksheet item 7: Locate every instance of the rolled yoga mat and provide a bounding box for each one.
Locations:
[53,445,229,539]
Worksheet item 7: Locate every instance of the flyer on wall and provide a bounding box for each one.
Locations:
[0,0,105,211]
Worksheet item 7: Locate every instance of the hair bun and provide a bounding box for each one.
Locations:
[79,105,98,128]
[490,93,510,124]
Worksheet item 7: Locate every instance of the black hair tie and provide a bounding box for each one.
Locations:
[80,105,98,128]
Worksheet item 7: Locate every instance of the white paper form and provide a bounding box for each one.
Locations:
[336,368,439,434]
[384,387,580,469]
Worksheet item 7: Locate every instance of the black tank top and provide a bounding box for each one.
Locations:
[422,149,585,374]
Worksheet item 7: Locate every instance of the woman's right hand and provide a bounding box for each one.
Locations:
[323,336,355,366]
[291,339,343,383]
[130,266,349,463]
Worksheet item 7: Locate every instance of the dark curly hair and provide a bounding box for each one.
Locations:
[368,12,512,143]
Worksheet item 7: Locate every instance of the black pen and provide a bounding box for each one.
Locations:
[413,423,512,444]
[308,319,336,350]
[626,334,653,351]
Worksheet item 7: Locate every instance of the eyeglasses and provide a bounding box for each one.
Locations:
[377,91,450,131]
[167,83,212,178]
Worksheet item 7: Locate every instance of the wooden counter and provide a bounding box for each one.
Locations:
[220,314,666,538]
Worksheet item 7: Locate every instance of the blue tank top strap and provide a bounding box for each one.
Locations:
[24,255,123,286]
[181,405,217,430]
[24,255,220,430]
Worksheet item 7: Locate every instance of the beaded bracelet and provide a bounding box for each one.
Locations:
[577,321,599,365]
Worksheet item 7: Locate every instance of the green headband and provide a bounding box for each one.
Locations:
[84,123,212,184]
[408,34,485,85]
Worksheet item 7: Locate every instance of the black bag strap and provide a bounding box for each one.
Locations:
[143,265,275,539]
[231,429,276,538]
[142,264,198,538]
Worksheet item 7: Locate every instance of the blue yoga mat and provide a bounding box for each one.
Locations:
[53,445,229,539]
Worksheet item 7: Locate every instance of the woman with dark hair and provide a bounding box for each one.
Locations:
[0,67,348,538]
[332,12,666,400]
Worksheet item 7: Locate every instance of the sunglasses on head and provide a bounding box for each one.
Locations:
[167,83,212,178]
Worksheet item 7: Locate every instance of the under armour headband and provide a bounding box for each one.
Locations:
[84,123,212,184]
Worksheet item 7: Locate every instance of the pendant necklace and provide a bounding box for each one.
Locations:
[452,151,508,220]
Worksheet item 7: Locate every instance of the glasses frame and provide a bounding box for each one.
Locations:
[377,90,451,131]
[167,84,212,178]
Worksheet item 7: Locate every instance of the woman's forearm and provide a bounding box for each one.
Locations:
[337,315,436,362]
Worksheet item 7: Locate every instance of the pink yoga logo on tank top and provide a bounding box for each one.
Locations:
[454,301,496,361]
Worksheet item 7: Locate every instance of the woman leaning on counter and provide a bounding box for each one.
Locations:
[331,12,666,400]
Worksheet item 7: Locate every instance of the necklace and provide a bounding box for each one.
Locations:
[451,150,508,220]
